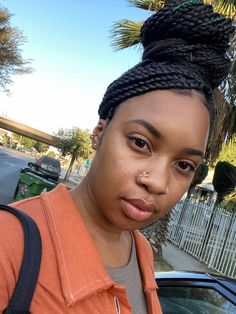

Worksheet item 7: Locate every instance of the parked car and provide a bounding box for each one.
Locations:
[26,155,61,181]
[156,271,236,314]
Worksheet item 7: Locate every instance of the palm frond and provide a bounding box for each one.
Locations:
[110,20,143,51]
[205,0,236,20]
[127,0,166,11]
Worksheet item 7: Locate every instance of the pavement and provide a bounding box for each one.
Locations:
[162,241,210,272]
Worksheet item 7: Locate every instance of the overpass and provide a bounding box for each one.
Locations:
[0,116,58,146]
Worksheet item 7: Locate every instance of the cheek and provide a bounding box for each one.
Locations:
[91,138,130,190]
[167,177,193,209]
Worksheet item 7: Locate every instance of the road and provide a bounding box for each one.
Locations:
[0,146,35,204]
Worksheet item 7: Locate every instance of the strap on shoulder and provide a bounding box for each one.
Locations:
[0,204,42,314]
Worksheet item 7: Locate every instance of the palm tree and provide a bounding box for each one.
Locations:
[111,0,236,163]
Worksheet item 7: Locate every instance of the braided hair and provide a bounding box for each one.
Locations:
[98,0,235,122]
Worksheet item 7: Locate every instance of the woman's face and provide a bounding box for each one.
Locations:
[88,90,210,231]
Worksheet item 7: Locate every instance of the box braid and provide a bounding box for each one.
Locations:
[98,0,235,126]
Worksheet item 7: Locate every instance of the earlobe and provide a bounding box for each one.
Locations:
[90,135,98,150]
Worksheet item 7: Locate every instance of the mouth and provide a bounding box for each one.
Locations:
[121,198,157,222]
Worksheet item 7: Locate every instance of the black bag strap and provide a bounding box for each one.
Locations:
[0,204,42,314]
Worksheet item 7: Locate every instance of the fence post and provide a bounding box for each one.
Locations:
[199,206,216,260]
[216,213,234,268]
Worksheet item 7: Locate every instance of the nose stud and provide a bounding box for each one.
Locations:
[138,172,170,194]
[138,171,150,185]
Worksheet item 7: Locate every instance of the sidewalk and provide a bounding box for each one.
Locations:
[162,241,210,272]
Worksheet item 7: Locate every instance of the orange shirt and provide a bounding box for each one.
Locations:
[0,184,163,313]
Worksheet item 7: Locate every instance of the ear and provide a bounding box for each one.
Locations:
[91,119,108,150]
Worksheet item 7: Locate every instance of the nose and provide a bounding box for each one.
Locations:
[138,160,169,195]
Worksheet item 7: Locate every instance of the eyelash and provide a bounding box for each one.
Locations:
[128,136,151,153]
[128,136,197,174]
[176,161,196,174]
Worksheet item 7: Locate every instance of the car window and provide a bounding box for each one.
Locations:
[36,156,61,173]
[158,286,236,314]
[40,162,60,173]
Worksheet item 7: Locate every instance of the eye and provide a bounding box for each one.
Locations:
[128,136,151,153]
[176,161,196,174]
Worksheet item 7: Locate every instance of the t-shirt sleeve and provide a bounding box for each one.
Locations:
[0,211,24,311]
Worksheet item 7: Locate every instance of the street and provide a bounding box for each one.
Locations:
[0,146,34,204]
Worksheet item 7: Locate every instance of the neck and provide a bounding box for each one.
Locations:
[69,176,132,267]
[70,176,123,241]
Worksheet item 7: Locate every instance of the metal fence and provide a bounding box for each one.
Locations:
[167,196,236,278]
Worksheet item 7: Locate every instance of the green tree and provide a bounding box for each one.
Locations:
[110,0,236,162]
[213,135,236,166]
[55,127,92,181]
[0,5,32,93]
[47,150,56,159]
[33,141,49,154]
[13,134,36,150]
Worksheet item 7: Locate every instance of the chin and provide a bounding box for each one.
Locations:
[121,219,157,231]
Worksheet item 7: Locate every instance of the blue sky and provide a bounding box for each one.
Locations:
[0,0,152,134]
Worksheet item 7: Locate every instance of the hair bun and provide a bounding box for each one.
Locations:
[141,0,235,88]
[98,0,234,120]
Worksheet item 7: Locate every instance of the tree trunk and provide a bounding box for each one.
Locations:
[64,155,76,181]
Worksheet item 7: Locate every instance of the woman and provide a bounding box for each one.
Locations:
[0,0,234,313]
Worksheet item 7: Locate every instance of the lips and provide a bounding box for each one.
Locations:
[121,198,157,222]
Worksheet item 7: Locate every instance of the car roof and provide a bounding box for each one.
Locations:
[155,271,236,294]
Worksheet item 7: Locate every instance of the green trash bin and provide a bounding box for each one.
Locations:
[14,171,58,201]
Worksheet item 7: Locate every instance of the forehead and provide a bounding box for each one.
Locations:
[112,90,209,124]
[110,89,210,148]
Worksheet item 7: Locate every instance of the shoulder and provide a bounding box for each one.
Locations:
[0,196,43,269]
[10,194,44,218]
[9,183,69,222]
[0,192,52,310]
[0,206,25,309]
[0,195,45,279]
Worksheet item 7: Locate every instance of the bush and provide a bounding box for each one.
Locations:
[213,161,236,204]
[220,191,236,212]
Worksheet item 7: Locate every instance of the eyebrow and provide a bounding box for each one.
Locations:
[128,119,163,139]
[181,148,205,158]
[127,119,205,157]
